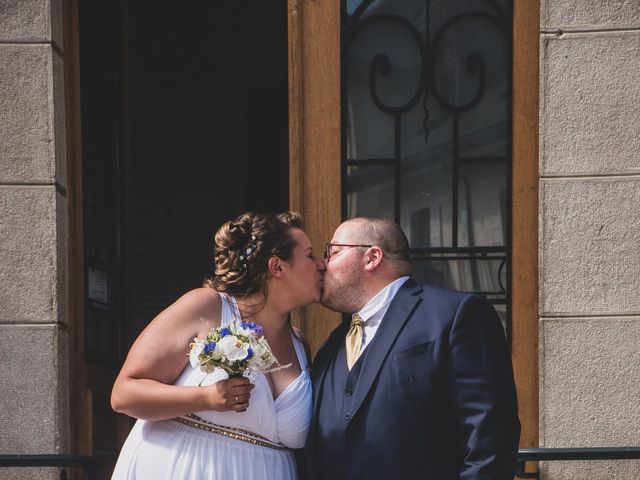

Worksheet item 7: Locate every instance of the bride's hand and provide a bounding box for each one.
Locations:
[205,377,255,412]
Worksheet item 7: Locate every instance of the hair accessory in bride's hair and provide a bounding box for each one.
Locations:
[237,235,257,271]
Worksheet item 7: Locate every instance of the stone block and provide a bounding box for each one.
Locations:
[0,324,69,454]
[540,460,640,480]
[540,177,640,316]
[0,44,65,185]
[540,317,640,479]
[540,31,640,176]
[541,0,640,31]
[0,0,62,45]
[0,187,67,324]
[0,468,60,480]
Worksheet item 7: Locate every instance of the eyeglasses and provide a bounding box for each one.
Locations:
[324,243,373,262]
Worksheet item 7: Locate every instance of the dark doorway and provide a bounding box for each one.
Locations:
[79,0,288,471]
[123,1,289,341]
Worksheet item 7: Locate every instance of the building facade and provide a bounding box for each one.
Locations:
[0,0,638,478]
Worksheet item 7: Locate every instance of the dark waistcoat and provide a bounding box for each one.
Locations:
[315,338,366,480]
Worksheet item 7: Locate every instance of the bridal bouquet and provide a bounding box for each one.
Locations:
[189,320,289,378]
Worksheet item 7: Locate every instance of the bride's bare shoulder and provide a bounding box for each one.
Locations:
[178,287,222,307]
[162,287,222,331]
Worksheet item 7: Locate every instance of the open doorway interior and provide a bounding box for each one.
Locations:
[78,0,287,470]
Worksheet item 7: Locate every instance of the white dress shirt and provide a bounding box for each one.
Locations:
[355,276,410,350]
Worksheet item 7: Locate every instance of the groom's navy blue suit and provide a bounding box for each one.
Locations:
[306,279,520,479]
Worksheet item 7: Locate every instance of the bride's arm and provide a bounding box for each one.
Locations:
[111,288,254,421]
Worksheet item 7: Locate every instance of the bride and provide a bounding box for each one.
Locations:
[111,211,324,479]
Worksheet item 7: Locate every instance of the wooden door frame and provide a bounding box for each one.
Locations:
[288,0,540,449]
[288,0,343,354]
[511,0,540,450]
[64,0,91,456]
[64,0,133,457]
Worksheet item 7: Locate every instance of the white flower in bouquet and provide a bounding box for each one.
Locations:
[247,337,277,371]
[188,338,206,369]
[218,335,250,362]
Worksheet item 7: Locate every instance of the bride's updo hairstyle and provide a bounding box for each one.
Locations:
[205,211,303,298]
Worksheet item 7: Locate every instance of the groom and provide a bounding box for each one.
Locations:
[305,217,520,479]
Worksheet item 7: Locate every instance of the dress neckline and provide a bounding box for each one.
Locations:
[272,330,309,403]
[219,293,309,403]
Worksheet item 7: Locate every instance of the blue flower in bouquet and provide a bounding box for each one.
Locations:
[241,321,263,334]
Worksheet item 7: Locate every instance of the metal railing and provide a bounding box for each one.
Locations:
[516,447,640,479]
[0,454,103,480]
[3,448,640,479]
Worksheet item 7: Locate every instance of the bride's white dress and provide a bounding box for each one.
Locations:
[112,293,312,479]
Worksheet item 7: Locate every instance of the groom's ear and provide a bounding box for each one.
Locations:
[363,246,384,272]
[267,256,284,277]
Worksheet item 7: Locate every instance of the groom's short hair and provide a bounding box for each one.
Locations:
[344,217,411,274]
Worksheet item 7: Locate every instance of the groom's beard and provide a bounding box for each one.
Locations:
[320,271,366,315]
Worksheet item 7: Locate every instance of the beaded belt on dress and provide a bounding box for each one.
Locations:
[172,413,288,450]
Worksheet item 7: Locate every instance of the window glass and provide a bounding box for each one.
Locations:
[344,0,511,333]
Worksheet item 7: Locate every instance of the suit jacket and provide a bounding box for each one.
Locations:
[305,279,520,480]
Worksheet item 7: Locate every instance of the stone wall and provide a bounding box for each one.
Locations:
[539,1,640,478]
[0,1,68,479]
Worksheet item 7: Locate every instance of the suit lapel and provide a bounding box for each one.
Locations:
[348,279,423,422]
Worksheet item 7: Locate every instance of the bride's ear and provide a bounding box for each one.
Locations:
[267,256,285,278]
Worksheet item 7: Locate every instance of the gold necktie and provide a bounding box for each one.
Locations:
[345,314,364,371]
